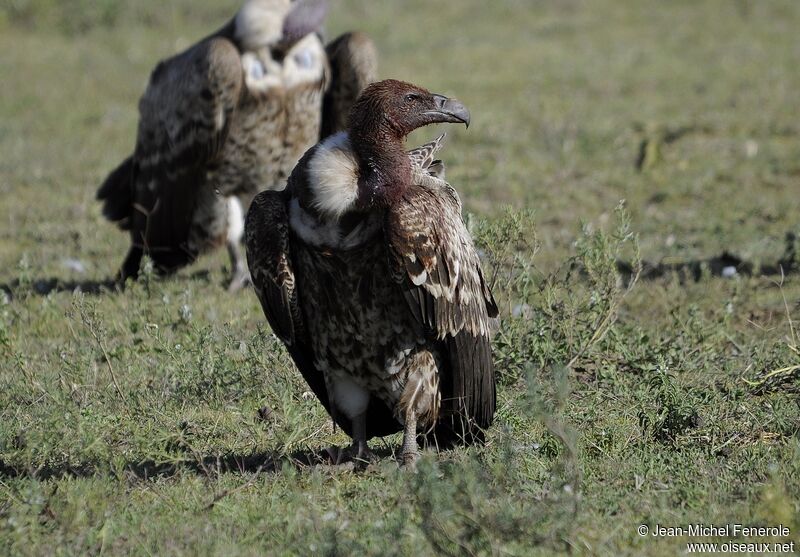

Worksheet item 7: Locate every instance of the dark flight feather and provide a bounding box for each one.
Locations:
[321,31,378,139]
[96,156,135,229]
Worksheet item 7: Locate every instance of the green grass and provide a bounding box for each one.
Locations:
[1,0,799,555]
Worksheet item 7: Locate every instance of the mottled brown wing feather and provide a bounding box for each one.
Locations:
[320,32,378,139]
[245,190,303,347]
[386,178,498,444]
[245,189,336,422]
[246,183,400,439]
[134,36,243,194]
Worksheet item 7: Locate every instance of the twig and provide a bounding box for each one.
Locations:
[77,302,125,402]
[777,266,798,350]
[204,465,264,511]
[744,270,800,388]
[742,364,800,387]
[711,434,740,454]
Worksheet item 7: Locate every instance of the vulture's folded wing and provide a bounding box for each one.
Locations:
[320,32,378,138]
[246,189,336,422]
[245,191,304,347]
[97,37,244,231]
[135,37,244,191]
[386,178,498,443]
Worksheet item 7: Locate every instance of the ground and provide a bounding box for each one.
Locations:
[0,0,798,555]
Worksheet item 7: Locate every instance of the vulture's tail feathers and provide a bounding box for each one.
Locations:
[426,333,496,449]
[97,156,135,230]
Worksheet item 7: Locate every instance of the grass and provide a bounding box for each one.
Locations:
[1,0,799,554]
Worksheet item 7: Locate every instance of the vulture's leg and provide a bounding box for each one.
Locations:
[329,376,375,468]
[350,411,375,467]
[225,197,251,292]
[117,245,143,286]
[226,241,250,292]
[401,408,419,468]
[335,411,375,469]
[399,353,437,467]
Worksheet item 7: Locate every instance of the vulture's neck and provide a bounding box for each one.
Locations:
[350,125,412,209]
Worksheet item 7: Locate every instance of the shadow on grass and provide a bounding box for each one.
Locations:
[618,233,798,283]
[0,270,216,300]
[0,446,398,481]
[0,278,119,299]
[617,252,795,283]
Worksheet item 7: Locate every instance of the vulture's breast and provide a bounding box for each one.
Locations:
[291,228,431,407]
[212,35,328,196]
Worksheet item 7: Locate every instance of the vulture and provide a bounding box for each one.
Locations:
[245,79,498,466]
[97,0,377,290]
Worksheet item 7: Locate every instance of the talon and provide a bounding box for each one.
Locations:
[227,270,252,292]
[333,445,348,466]
[332,440,376,469]
[325,445,340,464]
[354,445,377,469]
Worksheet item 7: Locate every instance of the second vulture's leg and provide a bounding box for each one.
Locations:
[225,197,251,292]
[117,244,143,287]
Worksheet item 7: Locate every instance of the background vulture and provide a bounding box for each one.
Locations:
[245,79,498,466]
[96,0,377,290]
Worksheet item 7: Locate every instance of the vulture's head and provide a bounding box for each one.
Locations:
[236,0,328,51]
[349,79,470,142]
[237,0,328,92]
[320,79,470,211]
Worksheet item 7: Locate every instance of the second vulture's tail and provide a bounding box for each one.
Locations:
[97,156,135,230]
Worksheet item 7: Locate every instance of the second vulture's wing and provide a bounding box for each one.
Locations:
[97,36,243,260]
[385,176,498,447]
[320,32,378,139]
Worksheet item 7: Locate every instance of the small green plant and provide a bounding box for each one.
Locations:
[487,201,641,383]
[408,363,582,556]
[638,366,702,445]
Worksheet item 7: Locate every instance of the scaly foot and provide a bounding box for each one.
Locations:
[401,449,419,470]
[227,268,252,292]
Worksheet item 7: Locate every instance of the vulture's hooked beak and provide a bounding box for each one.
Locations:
[425,95,471,129]
[281,0,329,47]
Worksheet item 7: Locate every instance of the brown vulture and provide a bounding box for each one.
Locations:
[245,79,498,466]
[96,0,377,290]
